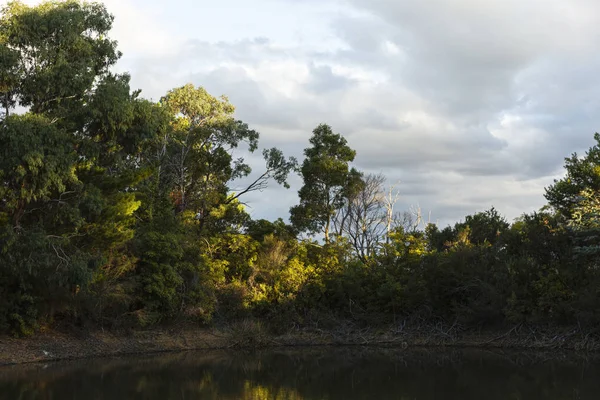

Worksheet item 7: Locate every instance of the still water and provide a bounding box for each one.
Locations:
[1,347,599,399]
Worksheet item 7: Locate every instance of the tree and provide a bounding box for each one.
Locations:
[228,148,297,203]
[422,208,508,253]
[567,189,600,260]
[157,84,295,224]
[0,1,120,118]
[333,173,387,261]
[158,84,253,217]
[396,205,428,234]
[545,132,600,264]
[0,114,90,333]
[425,223,454,252]
[503,211,571,264]
[545,133,600,218]
[130,84,296,324]
[246,218,296,242]
[0,0,171,332]
[0,43,18,119]
[456,207,509,247]
[290,124,362,243]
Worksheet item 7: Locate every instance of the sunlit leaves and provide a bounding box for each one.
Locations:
[546,133,600,217]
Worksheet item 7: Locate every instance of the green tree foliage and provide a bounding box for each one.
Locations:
[568,189,600,259]
[129,83,296,324]
[0,0,119,117]
[425,208,509,252]
[132,213,216,326]
[0,1,297,333]
[154,84,295,222]
[290,124,362,243]
[0,114,89,333]
[547,136,600,259]
[6,0,600,337]
[545,133,600,217]
[0,42,18,118]
[0,0,131,334]
[158,84,254,217]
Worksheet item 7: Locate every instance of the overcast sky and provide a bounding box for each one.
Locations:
[7,0,600,228]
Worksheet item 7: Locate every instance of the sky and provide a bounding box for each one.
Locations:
[6,0,600,228]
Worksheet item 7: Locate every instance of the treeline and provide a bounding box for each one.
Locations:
[1,1,600,336]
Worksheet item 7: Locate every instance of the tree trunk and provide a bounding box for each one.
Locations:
[3,92,9,119]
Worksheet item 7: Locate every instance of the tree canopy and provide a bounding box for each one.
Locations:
[290,123,362,243]
[2,0,600,337]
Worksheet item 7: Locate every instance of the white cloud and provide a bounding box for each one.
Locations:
[5,0,600,227]
[102,0,181,58]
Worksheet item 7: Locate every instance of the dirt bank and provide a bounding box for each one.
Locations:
[1,323,598,365]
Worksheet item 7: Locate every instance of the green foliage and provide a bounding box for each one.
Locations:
[290,124,362,243]
[0,113,90,334]
[545,133,600,217]
[158,84,259,217]
[0,114,78,218]
[6,0,600,337]
[134,217,185,322]
[0,0,120,116]
[0,42,19,118]
[567,189,600,259]
[425,208,509,253]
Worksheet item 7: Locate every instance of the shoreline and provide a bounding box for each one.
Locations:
[1,323,599,366]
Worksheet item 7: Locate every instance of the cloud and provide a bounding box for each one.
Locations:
[6,0,600,228]
[110,0,600,227]
[304,63,355,93]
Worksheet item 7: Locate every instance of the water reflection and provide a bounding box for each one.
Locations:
[0,347,598,399]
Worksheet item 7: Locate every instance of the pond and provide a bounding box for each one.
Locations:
[0,347,599,399]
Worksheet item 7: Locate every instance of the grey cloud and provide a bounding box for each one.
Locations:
[330,15,389,54]
[328,16,524,120]
[184,37,284,65]
[353,109,410,132]
[327,0,600,182]
[116,0,600,227]
[331,0,600,126]
[193,67,304,131]
[304,63,355,93]
[350,124,508,177]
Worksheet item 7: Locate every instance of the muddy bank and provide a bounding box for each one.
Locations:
[1,323,599,365]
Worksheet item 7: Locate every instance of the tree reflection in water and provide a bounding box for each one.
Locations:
[0,347,598,400]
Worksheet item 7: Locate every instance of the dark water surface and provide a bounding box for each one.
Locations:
[1,347,599,399]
